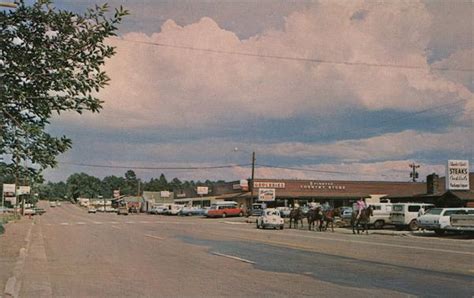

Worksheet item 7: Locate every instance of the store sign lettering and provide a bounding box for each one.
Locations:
[300,181,346,190]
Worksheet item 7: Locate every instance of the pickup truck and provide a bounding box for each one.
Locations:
[446,212,474,234]
[418,208,474,235]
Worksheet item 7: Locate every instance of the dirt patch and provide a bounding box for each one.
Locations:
[0,217,32,294]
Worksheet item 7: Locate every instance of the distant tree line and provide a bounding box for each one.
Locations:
[34,170,225,201]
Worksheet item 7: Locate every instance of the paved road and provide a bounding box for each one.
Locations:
[8,202,474,297]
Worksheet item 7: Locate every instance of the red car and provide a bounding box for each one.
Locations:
[206,201,244,218]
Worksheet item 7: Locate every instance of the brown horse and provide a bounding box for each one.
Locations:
[307,207,323,231]
[289,207,305,229]
[351,207,373,235]
[321,209,335,232]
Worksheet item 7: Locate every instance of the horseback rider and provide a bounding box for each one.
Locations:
[321,201,330,212]
[356,198,367,219]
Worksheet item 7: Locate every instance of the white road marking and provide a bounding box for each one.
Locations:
[211,252,255,264]
[109,221,119,224]
[76,222,86,225]
[60,223,69,225]
[221,221,247,225]
[125,221,136,224]
[139,221,151,224]
[144,234,165,240]
[221,226,474,256]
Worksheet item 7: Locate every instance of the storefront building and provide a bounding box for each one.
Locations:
[250,179,427,208]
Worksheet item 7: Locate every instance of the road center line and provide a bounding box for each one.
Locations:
[211,252,255,264]
[144,234,165,240]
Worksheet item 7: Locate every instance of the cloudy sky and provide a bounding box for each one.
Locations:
[39,0,472,182]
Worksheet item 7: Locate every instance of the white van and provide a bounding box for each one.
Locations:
[166,204,184,215]
[390,203,434,231]
[368,202,393,229]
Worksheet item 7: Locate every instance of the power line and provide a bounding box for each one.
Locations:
[333,98,467,139]
[58,161,252,171]
[113,37,473,72]
[256,163,398,177]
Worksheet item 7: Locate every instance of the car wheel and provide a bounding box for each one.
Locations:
[280,225,284,230]
[222,213,227,218]
[434,229,445,236]
[374,220,384,230]
[409,220,418,231]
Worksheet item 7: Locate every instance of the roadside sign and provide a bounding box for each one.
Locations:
[446,160,470,190]
[16,186,30,195]
[5,197,16,205]
[160,191,170,198]
[113,190,120,198]
[258,188,276,202]
[197,187,208,195]
[3,184,15,193]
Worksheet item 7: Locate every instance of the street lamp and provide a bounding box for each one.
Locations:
[233,147,256,206]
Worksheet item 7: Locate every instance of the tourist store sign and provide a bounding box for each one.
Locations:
[300,181,346,191]
[446,160,470,190]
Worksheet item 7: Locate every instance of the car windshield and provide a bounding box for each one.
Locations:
[266,210,280,216]
[426,208,442,215]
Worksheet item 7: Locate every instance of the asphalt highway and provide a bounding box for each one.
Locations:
[9,202,474,297]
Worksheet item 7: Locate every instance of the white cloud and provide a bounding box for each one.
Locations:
[255,127,473,162]
[53,1,471,130]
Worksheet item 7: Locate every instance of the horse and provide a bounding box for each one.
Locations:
[351,206,373,235]
[307,207,324,231]
[321,209,335,232]
[289,207,305,229]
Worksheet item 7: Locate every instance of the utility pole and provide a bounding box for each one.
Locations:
[409,162,420,182]
[250,151,256,204]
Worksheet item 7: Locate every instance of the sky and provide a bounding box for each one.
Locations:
[30,0,474,183]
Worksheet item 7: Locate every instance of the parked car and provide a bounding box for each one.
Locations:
[390,203,434,231]
[276,207,291,218]
[166,204,183,215]
[49,201,57,208]
[156,206,169,215]
[256,209,284,230]
[206,201,244,218]
[179,206,206,216]
[24,208,35,215]
[417,208,474,235]
[88,207,97,213]
[367,202,393,229]
[250,203,266,217]
[33,208,46,215]
[117,206,129,215]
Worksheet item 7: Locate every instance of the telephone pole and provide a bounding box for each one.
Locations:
[409,162,420,182]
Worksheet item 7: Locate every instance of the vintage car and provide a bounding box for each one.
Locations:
[206,201,243,218]
[417,208,473,235]
[179,206,206,216]
[256,209,284,230]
